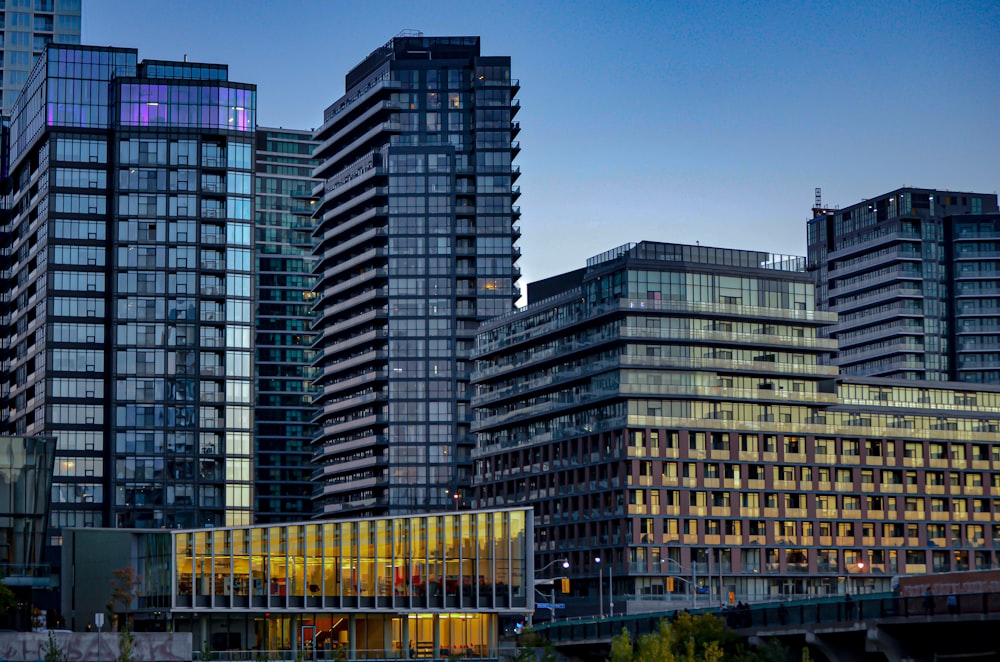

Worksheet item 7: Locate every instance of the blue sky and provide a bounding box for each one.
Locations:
[84,0,1000,287]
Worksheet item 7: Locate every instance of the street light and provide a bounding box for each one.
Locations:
[444,489,461,511]
[529,559,570,627]
[661,558,696,609]
[609,562,614,618]
[594,556,603,618]
[537,558,570,574]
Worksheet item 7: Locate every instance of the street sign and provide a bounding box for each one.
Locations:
[536,603,566,609]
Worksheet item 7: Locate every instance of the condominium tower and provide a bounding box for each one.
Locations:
[310,34,521,517]
[254,127,319,522]
[0,0,81,114]
[807,187,1000,382]
[472,241,1000,612]
[0,45,256,538]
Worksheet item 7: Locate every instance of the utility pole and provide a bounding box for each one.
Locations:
[595,556,604,618]
[609,563,614,617]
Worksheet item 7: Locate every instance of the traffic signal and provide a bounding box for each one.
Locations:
[559,578,570,593]
[667,577,675,592]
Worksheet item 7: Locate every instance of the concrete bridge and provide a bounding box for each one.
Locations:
[534,592,1000,661]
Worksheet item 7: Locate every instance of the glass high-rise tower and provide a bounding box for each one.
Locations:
[0,0,81,114]
[807,187,1000,382]
[310,34,521,517]
[254,127,319,522]
[0,45,256,539]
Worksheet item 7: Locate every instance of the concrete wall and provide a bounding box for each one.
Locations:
[0,632,192,661]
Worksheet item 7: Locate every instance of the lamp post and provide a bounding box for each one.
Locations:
[661,558,696,609]
[445,489,461,511]
[609,563,614,618]
[595,556,603,618]
[528,559,570,628]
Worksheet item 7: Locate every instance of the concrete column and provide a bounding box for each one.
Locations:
[291,614,299,655]
[198,615,210,654]
[805,631,859,662]
[488,614,498,657]
[865,624,907,662]
[383,615,392,657]
[433,614,441,658]
[349,615,358,660]
[402,616,411,659]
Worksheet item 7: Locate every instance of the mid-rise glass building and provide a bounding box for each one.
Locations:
[254,127,319,522]
[807,188,1000,382]
[0,0,81,114]
[472,241,1000,613]
[0,45,256,542]
[310,34,521,518]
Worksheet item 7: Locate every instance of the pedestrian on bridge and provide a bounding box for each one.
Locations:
[923,588,935,616]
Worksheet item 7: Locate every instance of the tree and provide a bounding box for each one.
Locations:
[744,639,790,662]
[0,571,15,615]
[106,566,142,632]
[634,621,674,662]
[668,612,738,658]
[607,627,634,662]
[117,626,136,662]
[607,614,781,662]
[42,631,68,662]
[511,629,557,662]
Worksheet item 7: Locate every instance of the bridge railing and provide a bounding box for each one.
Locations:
[729,591,1000,629]
[537,592,1000,643]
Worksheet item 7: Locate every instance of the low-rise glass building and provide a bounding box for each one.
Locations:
[63,507,531,657]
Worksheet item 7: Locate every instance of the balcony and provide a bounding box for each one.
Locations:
[314,247,388,287]
[828,248,922,279]
[828,229,922,261]
[831,287,922,314]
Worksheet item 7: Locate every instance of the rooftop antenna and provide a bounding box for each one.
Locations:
[811,187,828,218]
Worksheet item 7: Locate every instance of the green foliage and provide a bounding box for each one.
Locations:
[42,631,69,662]
[801,647,813,662]
[511,628,558,662]
[701,641,724,662]
[517,628,549,648]
[633,621,673,662]
[200,639,214,661]
[608,626,634,662]
[117,626,136,662]
[607,614,781,662]
[668,612,738,658]
[510,644,537,662]
[0,571,15,615]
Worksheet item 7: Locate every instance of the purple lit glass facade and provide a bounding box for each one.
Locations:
[118,84,254,132]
